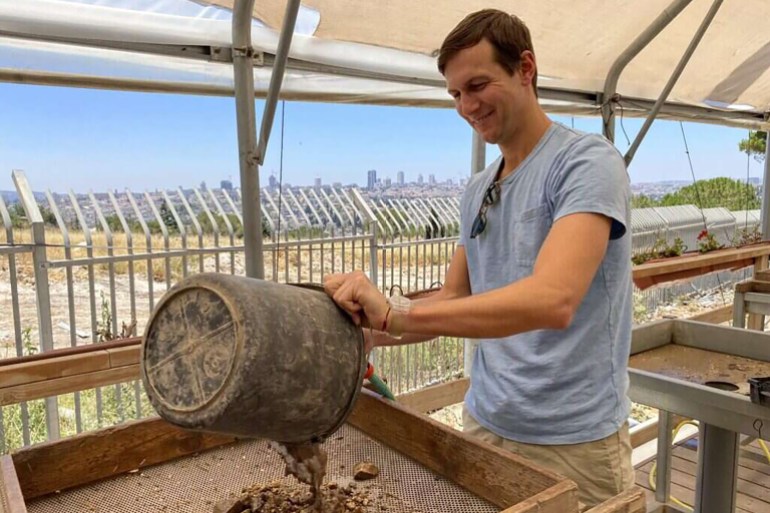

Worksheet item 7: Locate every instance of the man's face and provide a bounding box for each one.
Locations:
[444,39,530,145]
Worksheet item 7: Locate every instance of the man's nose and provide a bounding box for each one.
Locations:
[459,94,479,117]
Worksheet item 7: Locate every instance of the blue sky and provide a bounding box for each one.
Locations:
[0,82,764,193]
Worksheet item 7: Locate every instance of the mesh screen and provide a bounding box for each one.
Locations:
[28,424,501,512]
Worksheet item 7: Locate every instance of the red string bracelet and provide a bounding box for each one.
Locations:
[381,305,392,332]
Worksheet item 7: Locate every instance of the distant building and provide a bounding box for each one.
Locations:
[428,174,436,185]
[417,174,424,185]
[332,182,342,188]
[269,174,278,189]
[220,180,233,191]
[367,169,377,190]
[314,177,322,189]
[397,171,405,186]
[200,181,207,191]
[384,178,392,187]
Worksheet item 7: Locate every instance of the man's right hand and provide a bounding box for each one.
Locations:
[323,271,390,331]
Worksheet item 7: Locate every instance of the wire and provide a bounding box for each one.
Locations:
[760,439,770,462]
[648,419,699,511]
[679,123,706,227]
[617,102,631,146]
[649,419,770,511]
[679,122,726,306]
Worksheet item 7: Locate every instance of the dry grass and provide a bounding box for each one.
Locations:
[2,228,455,285]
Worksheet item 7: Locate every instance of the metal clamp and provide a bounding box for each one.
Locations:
[749,377,770,407]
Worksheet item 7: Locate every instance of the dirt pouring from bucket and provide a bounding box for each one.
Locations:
[214,441,380,513]
[270,442,329,509]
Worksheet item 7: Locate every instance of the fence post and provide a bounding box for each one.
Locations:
[350,188,379,286]
[349,189,380,367]
[11,170,60,441]
[748,255,769,329]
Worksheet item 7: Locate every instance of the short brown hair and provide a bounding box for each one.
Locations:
[437,9,538,95]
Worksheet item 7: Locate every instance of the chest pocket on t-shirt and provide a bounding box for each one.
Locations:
[513,204,551,266]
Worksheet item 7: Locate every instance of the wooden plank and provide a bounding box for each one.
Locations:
[736,280,770,294]
[663,449,770,503]
[584,487,646,513]
[633,244,770,279]
[0,339,143,404]
[747,301,770,317]
[347,391,578,512]
[396,377,469,413]
[500,480,578,513]
[106,344,141,368]
[0,338,140,368]
[687,304,732,324]
[637,450,770,513]
[0,351,111,388]
[629,415,687,449]
[11,417,236,499]
[0,456,26,513]
[675,442,770,485]
[0,365,140,406]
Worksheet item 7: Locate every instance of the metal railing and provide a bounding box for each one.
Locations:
[0,168,764,450]
[0,171,466,450]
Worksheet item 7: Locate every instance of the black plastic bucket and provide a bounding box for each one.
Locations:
[140,273,366,444]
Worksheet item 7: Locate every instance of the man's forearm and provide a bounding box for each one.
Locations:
[371,330,437,348]
[373,287,458,348]
[391,275,574,339]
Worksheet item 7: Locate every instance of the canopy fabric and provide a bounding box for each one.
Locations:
[1,0,768,128]
[236,0,770,119]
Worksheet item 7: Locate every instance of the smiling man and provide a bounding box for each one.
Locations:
[323,9,634,508]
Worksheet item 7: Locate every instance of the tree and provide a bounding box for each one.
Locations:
[631,194,657,209]
[104,214,123,232]
[159,201,179,234]
[262,215,272,238]
[38,205,58,227]
[738,130,767,162]
[658,177,759,211]
[146,220,163,235]
[8,203,26,229]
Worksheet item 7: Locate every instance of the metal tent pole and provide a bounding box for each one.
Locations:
[761,130,770,239]
[624,0,724,166]
[232,0,301,278]
[464,131,486,377]
[601,0,693,142]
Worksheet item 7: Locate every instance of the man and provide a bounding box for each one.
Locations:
[323,9,634,508]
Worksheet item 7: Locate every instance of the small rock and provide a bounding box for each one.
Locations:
[353,462,379,481]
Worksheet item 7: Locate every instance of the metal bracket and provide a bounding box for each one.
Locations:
[230,46,264,65]
[208,46,231,63]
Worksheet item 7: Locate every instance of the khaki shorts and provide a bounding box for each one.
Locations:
[463,408,634,510]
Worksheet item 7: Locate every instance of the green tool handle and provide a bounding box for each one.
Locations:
[368,373,396,401]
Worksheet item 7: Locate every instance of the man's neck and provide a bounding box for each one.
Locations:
[498,109,552,179]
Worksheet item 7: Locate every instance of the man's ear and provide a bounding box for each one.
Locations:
[519,50,537,87]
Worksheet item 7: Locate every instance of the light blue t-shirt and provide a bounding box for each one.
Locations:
[461,122,632,445]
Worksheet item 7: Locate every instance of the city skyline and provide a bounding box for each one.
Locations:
[1,83,767,194]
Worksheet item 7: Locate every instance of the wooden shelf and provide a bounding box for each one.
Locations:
[633,243,770,290]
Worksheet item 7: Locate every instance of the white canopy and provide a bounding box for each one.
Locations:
[1,0,768,128]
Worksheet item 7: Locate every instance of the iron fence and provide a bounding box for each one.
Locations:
[0,168,764,451]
